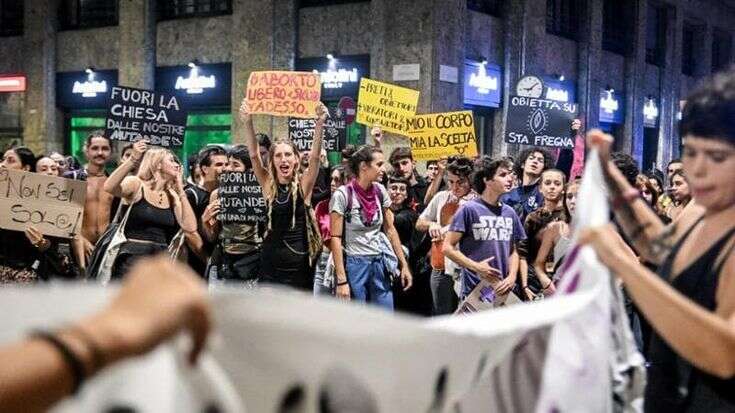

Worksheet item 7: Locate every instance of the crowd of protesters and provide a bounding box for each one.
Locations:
[0,99,682,318]
[2,67,735,412]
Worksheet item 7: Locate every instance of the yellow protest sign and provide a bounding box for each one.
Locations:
[0,169,87,238]
[407,110,478,160]
[356,78,420,136]
[246,71,321,118]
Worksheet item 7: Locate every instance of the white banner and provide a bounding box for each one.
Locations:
[0,152,641,412]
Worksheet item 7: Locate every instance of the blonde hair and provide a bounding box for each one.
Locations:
[266,139,301,231]
[137,148,174,182]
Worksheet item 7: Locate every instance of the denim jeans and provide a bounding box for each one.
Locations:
[345,255,393,310]
[313,250,332,296]
[430,269,458,315]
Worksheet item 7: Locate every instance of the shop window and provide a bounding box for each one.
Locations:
[602,0,632,55]
[0,92,23,149]
[712,29,733,74]
[645,4,666,66]
[681,23,696,76]
[299,0,369,8]
[67,112,106,166]
[58,0,118,30]
[157,0,232,20]
[546,0,583,41]
[467,0,502,16]
[0,0,22,36]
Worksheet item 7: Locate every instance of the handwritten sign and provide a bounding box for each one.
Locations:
[246,71,321,118]
[406,110,478,160]
[0,169,87,238]
[505,96,578,149]
[217,171,267,224]
[356,78,420,136]
[287,107,344,152]
[105,86,188,148]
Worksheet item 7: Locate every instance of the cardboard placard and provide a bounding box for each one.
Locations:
[105,86,188,148]
[246,71,322,118]
[356,78,420,136]
[217,171,267,224]
[0,169,87,238]
[407,110,478,160]
[287,107,344,152]
[505,96,578,149]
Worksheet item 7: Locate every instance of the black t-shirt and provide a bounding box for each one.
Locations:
[407,175,429,213]
[184,184,212,276]
[184,184,211,220]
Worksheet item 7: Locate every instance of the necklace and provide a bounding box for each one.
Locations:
[275,185,292,205]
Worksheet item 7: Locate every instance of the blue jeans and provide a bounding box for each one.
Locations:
[346,255,393,310]
[313,251,332,296]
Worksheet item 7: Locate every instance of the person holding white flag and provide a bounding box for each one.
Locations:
[580,68,735,412]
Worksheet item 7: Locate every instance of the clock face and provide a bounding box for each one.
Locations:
[516,76,544,98]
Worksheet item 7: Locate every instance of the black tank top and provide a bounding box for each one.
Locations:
[645,217,735,412]
[124,188,178,245]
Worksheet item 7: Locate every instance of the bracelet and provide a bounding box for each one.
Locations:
[31,330,86,394]
[336,280,349,286]
[68,326,105,375]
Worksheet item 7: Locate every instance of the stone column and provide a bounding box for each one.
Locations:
[22,0,59,154]
[118,0,155,89]
[657,4,682,165]
[368,0,465,158]
[494,0,547,157]
[622,0,647,164]
[231,0,297,143]
[576,0,603,132]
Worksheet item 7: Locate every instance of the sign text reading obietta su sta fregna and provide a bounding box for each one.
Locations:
[246,71,322,118]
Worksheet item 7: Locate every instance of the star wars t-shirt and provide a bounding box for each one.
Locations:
[449,198,526,299]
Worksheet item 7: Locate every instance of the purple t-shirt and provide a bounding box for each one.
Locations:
[448,198,526,299]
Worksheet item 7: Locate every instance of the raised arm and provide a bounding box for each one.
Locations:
[165,172,197,234]
[424,158,446,205]
[239,100,271,197]
[301,103,329,201]
[588,130,684,265]
[104,140,147,199]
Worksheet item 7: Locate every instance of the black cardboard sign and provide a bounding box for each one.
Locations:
[505,96,578,149]
[217,171,267,224]
[287,107,344,152]
[105,86,188,148]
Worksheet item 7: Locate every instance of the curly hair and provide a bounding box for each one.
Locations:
[610,152,639,186]
[446,155,474,178]
[515,147,554,177]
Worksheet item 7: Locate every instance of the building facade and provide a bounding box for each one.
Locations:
[0,0,733,170]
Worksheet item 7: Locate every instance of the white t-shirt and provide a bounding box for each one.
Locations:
[330,183,392,256]
[419,190,477,273]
